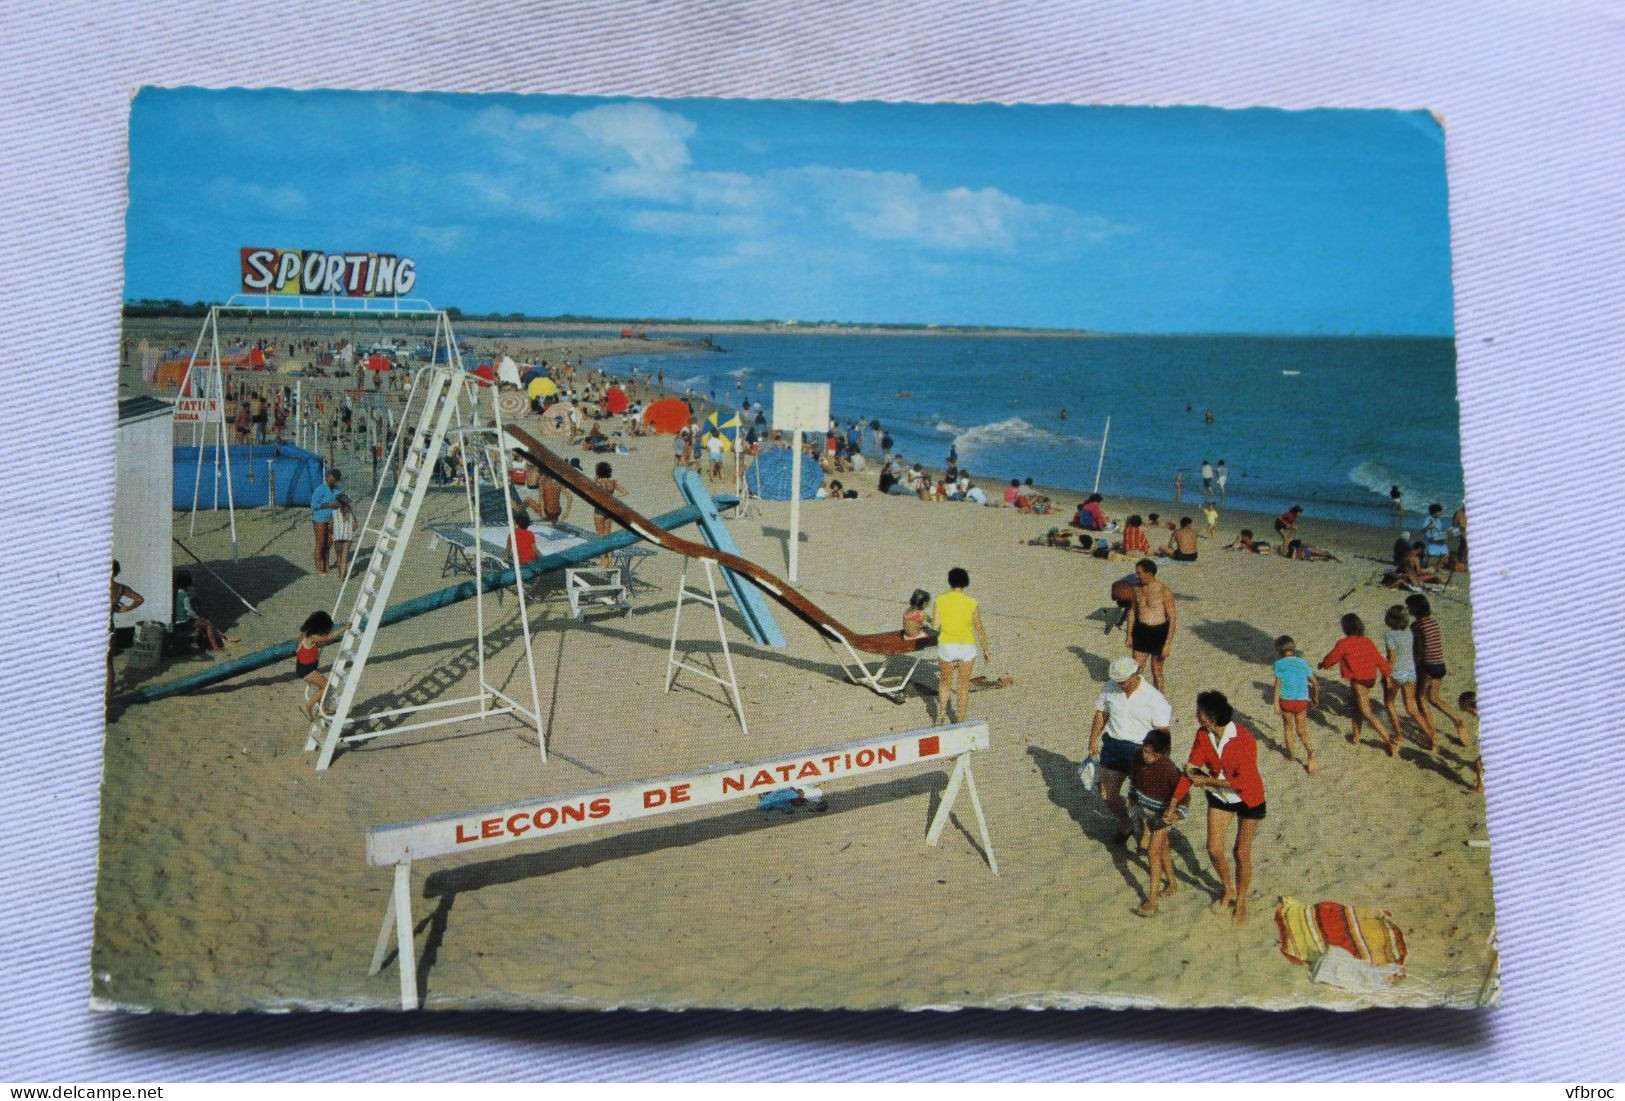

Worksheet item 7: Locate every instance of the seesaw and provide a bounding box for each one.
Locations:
[115,498,731,707]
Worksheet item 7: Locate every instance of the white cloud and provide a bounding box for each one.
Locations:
[473,102,700,202]
[625,210,761,237]
[450,172,553,220]
[572,102,695,174]
[412,225,467,250]
[784,166,1129,254]
[209,177,308,215]
[462,103,1128,260]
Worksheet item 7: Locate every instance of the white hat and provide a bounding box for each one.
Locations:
[1108,656,1141,683]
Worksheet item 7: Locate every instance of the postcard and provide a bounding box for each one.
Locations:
[97,88,1493,1011]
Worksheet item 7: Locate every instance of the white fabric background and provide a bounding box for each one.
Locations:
[1,0,1621,1082]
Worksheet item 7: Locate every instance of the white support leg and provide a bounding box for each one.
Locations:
[368,861,419,1010]
[664,560,748,735]
[368,873,399,977]
[924,753,997,874]
[926,753,968,847]
[703,560,750,736]
[961,759,999,876]
[663,560,691,694]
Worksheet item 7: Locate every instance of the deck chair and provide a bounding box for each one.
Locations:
[611,545,659,593]
[821,624,929,700]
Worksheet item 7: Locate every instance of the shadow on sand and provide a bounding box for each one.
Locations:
[388,769,990,1002]
[1027,745,1216,904]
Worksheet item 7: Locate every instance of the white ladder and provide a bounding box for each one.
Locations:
[306,367,464,770]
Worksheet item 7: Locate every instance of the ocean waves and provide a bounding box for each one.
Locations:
[935,417,1096,458]
[1348,459,1460,510]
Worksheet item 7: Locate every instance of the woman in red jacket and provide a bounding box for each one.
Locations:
[1319,612,1396,755]
[1170,690,1265,925]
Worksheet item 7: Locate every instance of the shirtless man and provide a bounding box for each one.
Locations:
[1125,558,1177,690]
[517,461,573,524]
[1160,517,1199,562]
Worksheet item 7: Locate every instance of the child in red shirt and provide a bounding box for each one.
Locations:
[1319,612,1396,755]
[1129,728,1188,917]
[1118,515,1151,556]
[511,511,538,567]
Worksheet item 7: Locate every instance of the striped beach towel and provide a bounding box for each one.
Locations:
[1275,896,1407,969]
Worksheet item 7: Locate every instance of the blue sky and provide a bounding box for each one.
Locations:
[125,89,1453,334]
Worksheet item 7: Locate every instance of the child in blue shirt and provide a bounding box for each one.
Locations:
[1272,635,1321,774]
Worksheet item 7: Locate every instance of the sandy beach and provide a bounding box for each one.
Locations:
[95,331,1494,1013]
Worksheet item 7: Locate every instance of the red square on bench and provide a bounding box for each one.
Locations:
[918,735,940,757]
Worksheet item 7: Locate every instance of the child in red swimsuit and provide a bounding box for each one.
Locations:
[296,610,347,722]
[902,589,931,640]
[1319,612,1396,755]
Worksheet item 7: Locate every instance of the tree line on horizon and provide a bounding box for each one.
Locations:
[121,299,1068,333]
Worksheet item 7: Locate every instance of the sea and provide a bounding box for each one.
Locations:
[587,332,1465,530]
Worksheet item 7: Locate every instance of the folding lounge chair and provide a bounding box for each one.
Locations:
[822,624,929,701]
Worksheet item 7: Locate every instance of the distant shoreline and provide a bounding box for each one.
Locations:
[120,309,1450,342]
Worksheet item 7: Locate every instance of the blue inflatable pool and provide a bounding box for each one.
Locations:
[173,445,325,508]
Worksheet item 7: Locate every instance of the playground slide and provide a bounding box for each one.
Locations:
[507,426,930,657]
[672,468,786,648]
[116,499,728,707]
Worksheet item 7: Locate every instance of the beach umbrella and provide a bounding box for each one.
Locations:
[642,397,691,434]
[537,401,576,436]
[605,386,629,414]
[703,410,741,452]
[471,364,496,381]
[747,447,822,501]
[528,375,558,400]
[497,355,523,388]
[496,388,530,422]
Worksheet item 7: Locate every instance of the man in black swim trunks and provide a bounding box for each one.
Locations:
[1125,558,1176,690]
[1161,516,1199,562]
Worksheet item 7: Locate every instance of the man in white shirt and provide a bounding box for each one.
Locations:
[1088,655,1173,845]
[706,432,724,481]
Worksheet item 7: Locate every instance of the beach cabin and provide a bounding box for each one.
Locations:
[114,396,175,629]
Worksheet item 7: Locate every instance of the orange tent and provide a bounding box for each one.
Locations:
[642,398,690,434]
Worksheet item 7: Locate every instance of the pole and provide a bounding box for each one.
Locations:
[172,537,261,616]
[789,428,803,582]
[1092,415,1111,495]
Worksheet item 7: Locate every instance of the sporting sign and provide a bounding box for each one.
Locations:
[240,247,418,297]
[364,721,997,1008]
